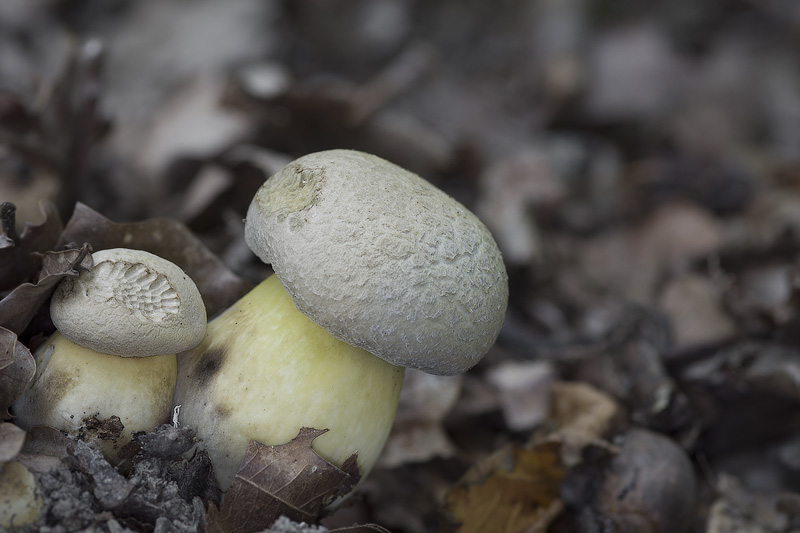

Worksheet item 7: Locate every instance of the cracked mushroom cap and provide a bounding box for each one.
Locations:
[50,248,207,356]
[244,149,509,375]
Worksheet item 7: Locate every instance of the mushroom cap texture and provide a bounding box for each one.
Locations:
[245,149,509,375]
[50,248,207,356]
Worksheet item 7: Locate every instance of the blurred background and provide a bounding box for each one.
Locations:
[5,1,800,531]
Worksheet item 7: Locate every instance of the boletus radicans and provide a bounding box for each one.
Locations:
[13,248,206,463]
[173,150,509,496]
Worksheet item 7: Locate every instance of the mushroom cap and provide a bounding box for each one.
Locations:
[244,149,508,375]
[50,248,207,356]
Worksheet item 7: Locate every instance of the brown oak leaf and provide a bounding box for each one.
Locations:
[0,201,63,291]
[0,245,92,335]
[442,440,565,533]
[206,427,360,533]
[0,327,36,420]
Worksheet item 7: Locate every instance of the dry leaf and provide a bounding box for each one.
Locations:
[442,383,621,533]
[58,202,252,317]
[572,202,721,304]
[0,327,35,420]
[547,381,621,460]
[206,428,361,532]
[136,75,250,176]
[707,474,788,533]
[477,147,563,266]
[0,422,26,463]
[16,426,70,475]
[487,360,555,432]
[658,273,736,351]
[728,262,795,330]
[681,341,800,453]
[379,421,457,470]
[0,201,63,291]
[379,369,462,468]
[442,440,565,533]
[585,21,681,120]
[0,245,92,335]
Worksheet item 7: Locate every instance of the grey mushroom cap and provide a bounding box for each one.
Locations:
[50,248,207,357]
[244,149,509,375]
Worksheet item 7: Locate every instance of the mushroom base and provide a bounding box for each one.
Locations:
[12,332,177,464]
[0,460,43,529]
[173,274,405,492]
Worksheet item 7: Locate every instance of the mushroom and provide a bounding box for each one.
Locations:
[12,248,206,463]
[174,149,508,493]
[0,460,43,529]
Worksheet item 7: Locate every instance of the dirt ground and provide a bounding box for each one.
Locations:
[4,1,800,532]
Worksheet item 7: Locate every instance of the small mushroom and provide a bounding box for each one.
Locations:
[12,248,206,463]
[0,460,43,530]
[174,149,508,493]
[50,248,207,356]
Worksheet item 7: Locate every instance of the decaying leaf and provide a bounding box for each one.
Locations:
[136,75,250,178]
[442,440,565,533]
[441,382,624,533]
[0,245,92,334]
[707,474,791,533]
[658,273,736,352]
[568,202,722,305]
[0,422,26,463]
[477,147,562,266]
[58,202,252,317]
[546,381,621,464]
[379,421,458,471]
[379,368,462,468]
[206,428,361,532]
[487,360,555,432]
[16,425,70,475]
[0,327,35,420]
[0,201,63,291]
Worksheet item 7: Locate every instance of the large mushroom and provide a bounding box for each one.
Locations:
[174,149,509,493]
[13,248,206,463]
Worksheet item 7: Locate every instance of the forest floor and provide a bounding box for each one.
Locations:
[4,1,800,532]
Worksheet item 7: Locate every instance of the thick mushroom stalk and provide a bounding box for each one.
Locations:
[13,332,177,462]
[175,274,404,490]
[174,149,508,496]
[12,248,206,463]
